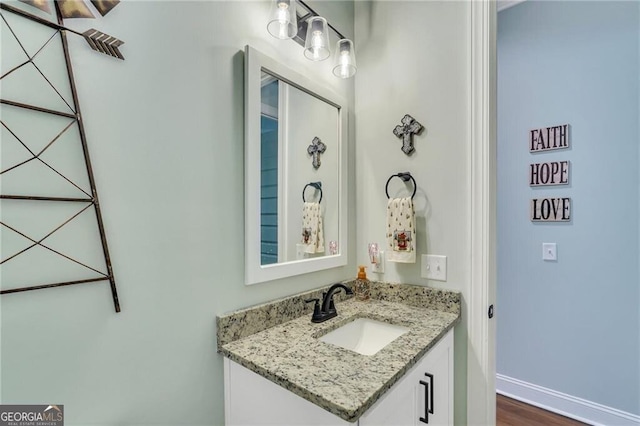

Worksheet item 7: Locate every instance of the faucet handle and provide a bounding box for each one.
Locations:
[305,298,321,318]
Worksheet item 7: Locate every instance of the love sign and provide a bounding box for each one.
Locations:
[530,197,571,222]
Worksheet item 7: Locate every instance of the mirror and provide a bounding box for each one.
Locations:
[245,45,348,285]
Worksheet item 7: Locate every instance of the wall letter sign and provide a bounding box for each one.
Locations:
[529,124,569,153]
[529,161,570,186]
[530,197,571,222]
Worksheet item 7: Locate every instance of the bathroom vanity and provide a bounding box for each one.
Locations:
[217,282,460,425]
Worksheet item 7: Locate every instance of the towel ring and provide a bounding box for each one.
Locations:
[385,172,417,199]
[303,182,323,203]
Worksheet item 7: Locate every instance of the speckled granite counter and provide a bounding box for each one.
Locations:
[217,282,461,422]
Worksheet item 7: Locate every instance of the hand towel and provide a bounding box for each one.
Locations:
[386,197,416,263]
[301,202,324,254]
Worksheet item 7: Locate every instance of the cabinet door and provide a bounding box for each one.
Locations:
[416,330,453,426]
[360,330,453,426]
[358,367,420,426]
[224,358,353,426]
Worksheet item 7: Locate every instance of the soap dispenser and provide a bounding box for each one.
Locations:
[354,265,371,302]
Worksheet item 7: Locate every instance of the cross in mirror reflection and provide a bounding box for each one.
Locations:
[307,137,326,169]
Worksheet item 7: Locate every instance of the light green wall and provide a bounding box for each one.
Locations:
[1,1,355,424]
[354,1,471,424]
[2,0,476,424]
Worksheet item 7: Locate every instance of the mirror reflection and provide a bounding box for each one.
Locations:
[245,45,347,285]
[260,71,340,265]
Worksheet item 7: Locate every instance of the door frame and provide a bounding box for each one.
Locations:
[467,0,497,424]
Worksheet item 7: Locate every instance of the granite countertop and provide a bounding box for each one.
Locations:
[217,282,461,423]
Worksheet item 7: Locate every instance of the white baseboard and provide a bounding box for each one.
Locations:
[496,374,640,426]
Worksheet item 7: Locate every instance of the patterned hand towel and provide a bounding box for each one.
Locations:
[386,197,416,263]
[302,202,324,254]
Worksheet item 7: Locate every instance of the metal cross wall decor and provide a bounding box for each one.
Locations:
[307,136,326,169]
[393,114,424,155]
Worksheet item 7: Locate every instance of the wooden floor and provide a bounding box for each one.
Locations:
[497,394,587,426]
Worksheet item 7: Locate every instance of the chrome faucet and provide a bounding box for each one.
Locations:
[305,283,353,323]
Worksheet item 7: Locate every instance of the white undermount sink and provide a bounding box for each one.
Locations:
[318,318,409,356]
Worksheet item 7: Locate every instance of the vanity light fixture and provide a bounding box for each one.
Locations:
[333,38,356,78]
[304,16,330,61]
[267,0,298,40]
[266,0,357,78]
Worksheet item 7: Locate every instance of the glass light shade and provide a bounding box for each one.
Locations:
[332,39,357,78]
[304,16,330,61]
[267,0,298,40]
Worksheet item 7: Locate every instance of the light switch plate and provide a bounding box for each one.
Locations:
[542,243,557,261]
[421,254,447,281]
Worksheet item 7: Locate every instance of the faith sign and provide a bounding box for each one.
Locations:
[530,124,569,153]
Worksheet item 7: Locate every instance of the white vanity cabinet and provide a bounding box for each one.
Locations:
[224,329,453,426]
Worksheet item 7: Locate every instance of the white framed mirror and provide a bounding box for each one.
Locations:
[244,45,348,285]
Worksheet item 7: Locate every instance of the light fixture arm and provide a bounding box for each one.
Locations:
[296,0,346,41]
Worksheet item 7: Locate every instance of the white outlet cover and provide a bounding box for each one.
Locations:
[371,251,385,273]
[542,243,557,261]
[421,254,447,281]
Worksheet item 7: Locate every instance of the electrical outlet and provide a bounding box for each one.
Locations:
[371,251,385,273]
[421,254,447,281]
[296,243,306,260]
